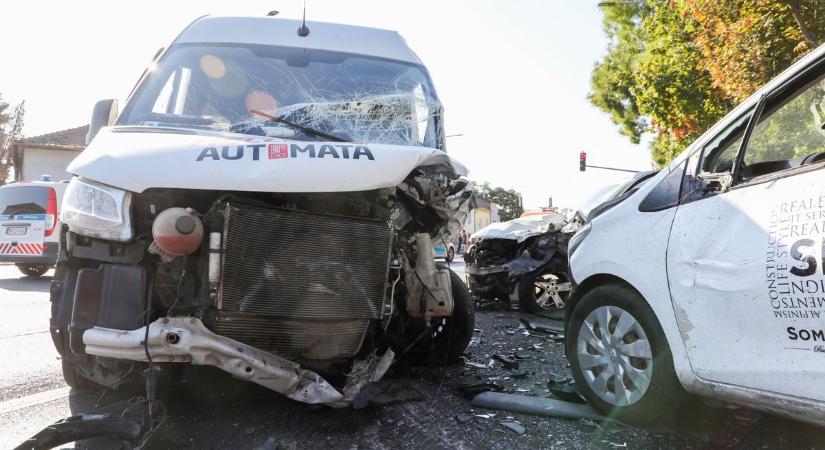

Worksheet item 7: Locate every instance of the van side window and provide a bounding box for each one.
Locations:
[740,77,825,179]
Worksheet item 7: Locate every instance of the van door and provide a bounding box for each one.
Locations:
[0,186,48,257]
[666,70,825,402]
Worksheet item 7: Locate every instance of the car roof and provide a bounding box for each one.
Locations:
[174,16,424,66]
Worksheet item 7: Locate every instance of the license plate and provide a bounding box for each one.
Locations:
[5,226,26,236]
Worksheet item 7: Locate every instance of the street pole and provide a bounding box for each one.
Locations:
[584,164,639,173]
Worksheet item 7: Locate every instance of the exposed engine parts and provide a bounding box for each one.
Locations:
[50,171,475,406]
[148,207,204,262]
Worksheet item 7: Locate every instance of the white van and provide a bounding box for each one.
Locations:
[49,15,473,405]
[566,43,825,426]
[0,180,66,277]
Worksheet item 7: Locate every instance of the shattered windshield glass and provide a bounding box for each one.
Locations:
[119,44,443,147]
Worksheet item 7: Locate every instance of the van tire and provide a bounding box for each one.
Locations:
[412,265,475,366]
[566,283,693,426]
[61,360,99,391]
[17,264,49,278]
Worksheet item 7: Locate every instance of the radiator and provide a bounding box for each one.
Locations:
[213,202,392,360]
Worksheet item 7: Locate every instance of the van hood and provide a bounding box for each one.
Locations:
[68,127,468,193]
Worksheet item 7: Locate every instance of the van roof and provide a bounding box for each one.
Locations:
[173,16,424,66]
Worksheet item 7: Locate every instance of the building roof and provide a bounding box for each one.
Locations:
[175,16,423,65]
[21,125,89,149]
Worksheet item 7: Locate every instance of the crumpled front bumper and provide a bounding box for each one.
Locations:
[83,317,394,407]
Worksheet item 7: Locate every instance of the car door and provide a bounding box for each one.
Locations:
[666,65,825,401]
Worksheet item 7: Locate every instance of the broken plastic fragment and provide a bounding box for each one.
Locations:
[499,421,526,435]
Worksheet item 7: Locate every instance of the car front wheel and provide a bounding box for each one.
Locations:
[566,283,692,426]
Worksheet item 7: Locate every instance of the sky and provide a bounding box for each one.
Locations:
[0,0,654,210]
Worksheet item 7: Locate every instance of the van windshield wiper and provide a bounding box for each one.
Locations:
[248,109,348,142]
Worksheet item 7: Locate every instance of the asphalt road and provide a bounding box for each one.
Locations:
[2,261,825,449]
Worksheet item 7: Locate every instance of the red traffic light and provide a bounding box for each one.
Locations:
[579,152,586,171]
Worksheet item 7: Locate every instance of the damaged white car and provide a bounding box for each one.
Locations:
[49,16,474,406]
[567,43,825,426]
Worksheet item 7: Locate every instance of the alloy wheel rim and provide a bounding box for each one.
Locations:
[534,274,572,309]
[576,305,653,406]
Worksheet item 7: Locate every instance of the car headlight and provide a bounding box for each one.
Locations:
[60,178,133,241]
[567,222,591,258]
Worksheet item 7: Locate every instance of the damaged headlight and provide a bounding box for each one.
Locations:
[60,178,133,241]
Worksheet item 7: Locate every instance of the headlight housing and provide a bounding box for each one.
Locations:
[60,178,133,241]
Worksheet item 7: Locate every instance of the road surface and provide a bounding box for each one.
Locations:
[1,262,824,449]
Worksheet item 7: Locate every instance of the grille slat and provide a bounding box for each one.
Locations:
[214,203,391,359]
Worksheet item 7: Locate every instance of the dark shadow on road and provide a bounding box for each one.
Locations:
[0,275,52,293]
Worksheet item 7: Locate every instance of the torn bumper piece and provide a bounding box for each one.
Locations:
[82,317,394,407]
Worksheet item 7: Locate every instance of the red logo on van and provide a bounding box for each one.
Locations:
[268,144,288,159]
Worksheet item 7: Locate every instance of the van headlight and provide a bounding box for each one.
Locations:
[60,178,133,241]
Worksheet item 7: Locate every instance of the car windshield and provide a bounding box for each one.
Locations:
[577,184,618,217]
[119,44,443,148]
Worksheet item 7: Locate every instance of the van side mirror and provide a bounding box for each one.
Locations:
[86,99,118,145]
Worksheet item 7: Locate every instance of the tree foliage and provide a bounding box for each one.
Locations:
[0,94,25,185]
[470,181,524,222]
[591,0,825,166]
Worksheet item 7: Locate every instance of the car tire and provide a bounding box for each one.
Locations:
[61,360,99,391]
[17,264,49,278]
[566,283,692,426]
[445,246,455,263]
[414,265,475,366]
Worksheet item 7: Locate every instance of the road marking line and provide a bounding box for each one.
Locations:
[0,386,70,415]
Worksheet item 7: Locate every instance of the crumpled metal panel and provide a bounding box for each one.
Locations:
[82,318,396,407]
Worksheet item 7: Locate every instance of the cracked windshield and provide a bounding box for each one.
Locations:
[120,44,442,147]
[3,2,825,449]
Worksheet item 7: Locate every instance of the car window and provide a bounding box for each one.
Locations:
[739,76,825,179]
[0,186,49,216]
[699,112,750,174]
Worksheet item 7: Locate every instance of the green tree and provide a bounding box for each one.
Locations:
[471,181,524,222]
[591,0,825,166]
[0,94,25,185]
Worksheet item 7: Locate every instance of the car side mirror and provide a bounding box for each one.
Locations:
[86,99,118,145]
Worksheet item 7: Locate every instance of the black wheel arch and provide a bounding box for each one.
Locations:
[564,273,646,334]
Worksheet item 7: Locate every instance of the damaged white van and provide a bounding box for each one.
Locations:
[566,43,825,425]
[50,16,474,406]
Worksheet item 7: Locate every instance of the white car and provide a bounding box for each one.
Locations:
[566,43,825,426]
[0,180,66,277]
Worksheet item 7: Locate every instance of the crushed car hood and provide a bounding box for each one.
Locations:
[472,213,567,243]
[68,127,468,193]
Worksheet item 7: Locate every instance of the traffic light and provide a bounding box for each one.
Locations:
[579,152,587,171]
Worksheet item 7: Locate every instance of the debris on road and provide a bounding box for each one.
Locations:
[519,316,565,335]
[470,392,606,422]
[455,413,474,424]
[352,379,427,410]
[14,397,165,450]
[499,421,526,435]
[457,381,504,399]
[492,354,520,370]
[547,378,587,404]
